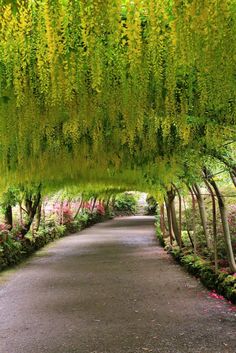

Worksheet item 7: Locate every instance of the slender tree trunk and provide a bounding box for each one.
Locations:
[182,196,194,249]
[42,203,46,229]
[164,198,174,245]
[111,195,116,212]
[170,201,181,247]
[172,184,182,240]
[4,205,13,230]
[188,186,197,255]
[88,198,92,213]
[19,202,23,226]
[35,201,42,232]
[21,187,42,237]
[192,184,212,250]
[59,201,64,225]
[204,179,218,271]
[167,189,182,247]
[160,204,166,238]
[81,200,85,212]
[92,197,97,212]
[207,176,236,273]
[105,195,111,212]
[74,198,83,219]
[230,171,236,187]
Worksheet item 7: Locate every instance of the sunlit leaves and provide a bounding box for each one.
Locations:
[0,0,235,191]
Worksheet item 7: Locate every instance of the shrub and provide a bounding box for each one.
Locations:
[0,224,10,243]
[145,194,157,215]
[0,210,109,272]
[113,193,137,214]
[156,226,165,247]
[0,237,23,269]
[96,202,105,215]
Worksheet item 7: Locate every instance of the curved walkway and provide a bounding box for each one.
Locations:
[0,216,235,353]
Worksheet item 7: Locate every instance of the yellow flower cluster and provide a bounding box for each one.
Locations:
[0,0,234,192]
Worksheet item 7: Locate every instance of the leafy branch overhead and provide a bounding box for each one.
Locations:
[0,0,234,192]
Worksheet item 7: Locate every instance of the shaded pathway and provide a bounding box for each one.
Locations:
[0,216,235,353]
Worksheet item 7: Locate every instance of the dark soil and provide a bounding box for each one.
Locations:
[0,216,235,353]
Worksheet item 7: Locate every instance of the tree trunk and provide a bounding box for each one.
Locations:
[35,201,42,232]
[74,198,83,220]
[160,204,166,238]
[59,201,63,225]
[21,187,41,237]
[204,179,218,271]
[192,184,212,250]
[19,202,23,226]
[172,184,182,240]
[92,197,97,212]
[4,205,13,230]
[182,196,194,249]
[42,203,46,229]
[105,195,111,212]
[167,189,182,247]
[230,171,236,187]
[164,198,174,245]
[207,175,236,273]
[188,186,197,255]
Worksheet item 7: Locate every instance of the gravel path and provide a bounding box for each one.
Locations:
[0,216,235,353]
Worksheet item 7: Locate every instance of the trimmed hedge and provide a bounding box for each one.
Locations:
[157,233,236,304]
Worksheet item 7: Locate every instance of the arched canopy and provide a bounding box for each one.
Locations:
[0,0,235,193]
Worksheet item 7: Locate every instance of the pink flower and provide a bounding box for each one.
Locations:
[209,291,224,300]
[97,203,105,215]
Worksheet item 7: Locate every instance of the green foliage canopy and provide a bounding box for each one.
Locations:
[0,0,235,194]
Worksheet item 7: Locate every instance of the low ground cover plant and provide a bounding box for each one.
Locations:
[156,227,236,304]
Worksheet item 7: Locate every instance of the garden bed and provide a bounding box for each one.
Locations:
[0,212,110,272]
[156,231,236,304]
